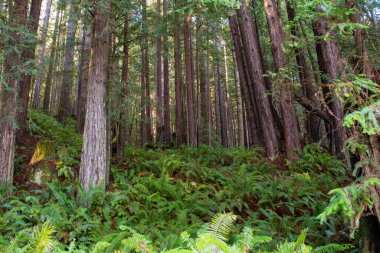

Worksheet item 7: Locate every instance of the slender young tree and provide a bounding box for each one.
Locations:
[0,0,28,185]
[80,3,110,191]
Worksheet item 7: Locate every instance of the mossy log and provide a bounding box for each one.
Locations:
[27,141,56,185]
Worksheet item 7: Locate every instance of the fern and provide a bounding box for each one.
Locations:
[31,221,56,253]
[206,213,237,242]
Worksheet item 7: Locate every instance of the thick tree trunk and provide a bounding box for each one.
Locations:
[76,20,92,133]
[162,0,171,145]
[235,7,279,157]
[264,0,300,159]
[33,0,52,109]
[286,1,321,143]
[57,4,77,122]
[174,0,185,146]
[0,0,28,185]
[79,6,110,191]
[184,15,196,146]
[117,17,129,158]
[43,8,61,112]
[229,16,262,148]
[313,11,348,160]
[16,0,42,140]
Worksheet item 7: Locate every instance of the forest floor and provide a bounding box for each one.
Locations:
[0,111,355,252]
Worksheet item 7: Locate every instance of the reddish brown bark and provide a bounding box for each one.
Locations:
[184,15,196,146]
[235,6,279,157]
[79,5,110,191]
[0,0,28,185]
[16,0,42,140]
[264,0,300,159]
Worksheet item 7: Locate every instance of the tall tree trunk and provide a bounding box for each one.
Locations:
[43,8,61,112]
[117,17,129,158]
[286,1,321,143]
[264,0,300,159]
[140,45,147,146]
[33,0,52,109]
[229,16,262,148]
[50,16,65,114]
[234,6,279,156]
[79,5,110,191]
[174,0,185,146]
[76,20,92,133]
[16,0,42,140]
[313,7,348,161]
[345,0,379,82]
[142,0,152,143]
[223,44,235,147]
[0,0,28,185]
[184,14,196,146]
[155,0,163,142]
[57,3,77,122]
[162,0,171,145]
[199,48,211,145]
[233,51,245,146]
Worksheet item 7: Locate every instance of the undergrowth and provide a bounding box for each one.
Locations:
[0,111,353,252]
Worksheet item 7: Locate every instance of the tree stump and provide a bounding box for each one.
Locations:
[27,141,56,185]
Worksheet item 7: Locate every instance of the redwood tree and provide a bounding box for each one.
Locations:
[79,3,110,191]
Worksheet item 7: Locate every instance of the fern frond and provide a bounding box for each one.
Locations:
[206,212,237,242]
[32,221,56,253]
[312,243,352,253]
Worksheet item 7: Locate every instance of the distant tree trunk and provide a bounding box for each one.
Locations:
[140,45,147,146]
[0,0,28,185]
[155,0,163,142]
[199,48,211,145]
[162,0,171,145]
[286,1,321,143]
[43,8,61,112]
[117,17,129,158]
[223,44,235,147]
[174,0,185,146]
[57,4,77,122]
[264,0,300,159]
[16,0,42,140]
[234,6,279,156]
[142,0,152,143]
[33,0,52,109]
[50,16,65,114]
[313,10,347,161]
[233,51,245,146]
[79,5,110,191]
[184,14,196,146]
[76,20,92,133]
